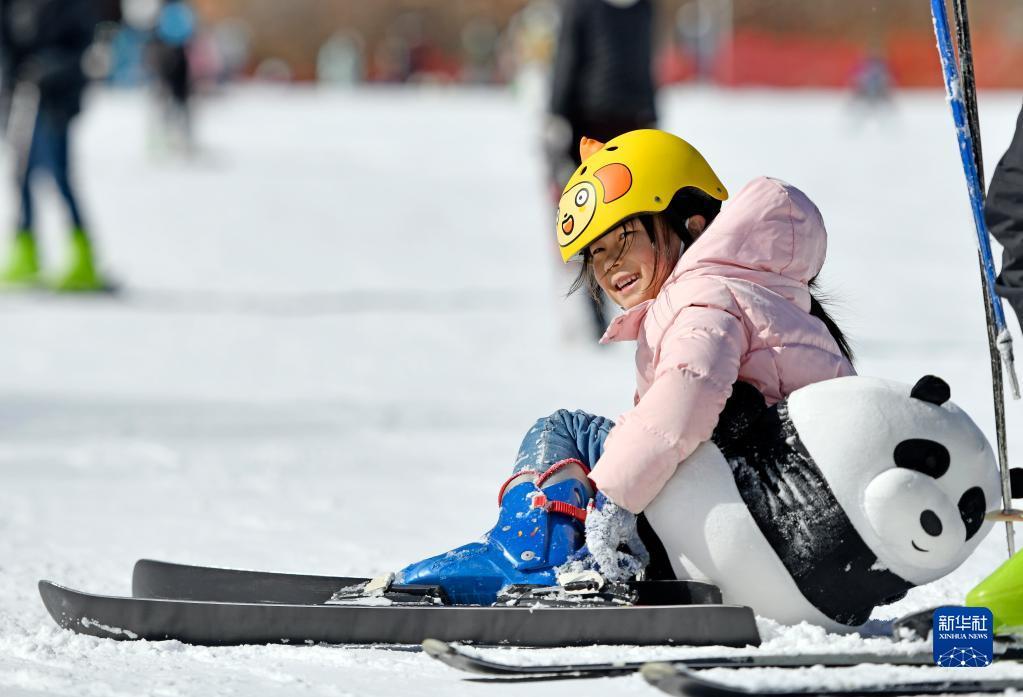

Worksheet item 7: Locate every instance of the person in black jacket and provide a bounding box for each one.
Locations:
[985,103,1023,330]
[545,0,657,340]
[1,0,105,291]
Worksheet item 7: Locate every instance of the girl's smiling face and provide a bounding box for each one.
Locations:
[587,217,682,309]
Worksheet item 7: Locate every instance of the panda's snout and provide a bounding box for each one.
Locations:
[920,509,943,537]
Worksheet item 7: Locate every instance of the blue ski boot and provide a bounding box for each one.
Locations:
[396,459,593,605]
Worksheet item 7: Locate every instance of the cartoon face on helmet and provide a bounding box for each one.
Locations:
[557,181,597,250]
[786,375,1001,585]
[554,129,728,262]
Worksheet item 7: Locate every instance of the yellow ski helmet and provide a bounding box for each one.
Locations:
[555,129,728,262]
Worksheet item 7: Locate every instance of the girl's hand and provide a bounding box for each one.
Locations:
[582,491,650,582]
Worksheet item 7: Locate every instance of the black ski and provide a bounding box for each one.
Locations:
[422,639,940,679]
[131,559,368,604]
[40,580,760,647]
[641,662,1020,697]
[131,559,725,608]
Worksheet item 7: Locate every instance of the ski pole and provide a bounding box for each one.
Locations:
[930,0,1020,397]
[930,0,1018,556]
[950,0,1023,556]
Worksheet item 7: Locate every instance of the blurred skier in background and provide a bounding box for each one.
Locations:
[985,102,1023,330]
[846,50,895,129]
[545,0,657,341]
[0,0,106,291]
[146,0,195,153]
[850,53,893,107]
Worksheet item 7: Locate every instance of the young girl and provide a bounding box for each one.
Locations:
[397,129,855,604]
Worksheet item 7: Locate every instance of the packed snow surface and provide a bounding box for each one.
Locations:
[1,86,1022,695]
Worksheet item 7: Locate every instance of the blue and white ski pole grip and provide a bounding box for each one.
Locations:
[930,0,1020,399]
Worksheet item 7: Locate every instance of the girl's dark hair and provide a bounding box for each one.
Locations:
[568,186,854,365]
[808,277,855,364]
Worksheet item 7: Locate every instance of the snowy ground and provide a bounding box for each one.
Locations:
[1,85,1022,695]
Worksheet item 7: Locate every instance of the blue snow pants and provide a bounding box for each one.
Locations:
[510,409,675,580]
[512,409,615,477]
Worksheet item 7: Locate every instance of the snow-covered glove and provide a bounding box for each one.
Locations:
[581,491,650,582]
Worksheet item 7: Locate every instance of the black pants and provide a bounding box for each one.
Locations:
[19,110,84,233]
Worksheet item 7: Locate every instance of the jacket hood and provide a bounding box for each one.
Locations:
[672,177,828,299]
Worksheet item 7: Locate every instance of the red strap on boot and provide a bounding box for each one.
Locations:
[545,499,588,523]
[497,459,591,521]
[530,493,588,523]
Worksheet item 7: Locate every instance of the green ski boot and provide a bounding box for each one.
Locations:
[53,229,107,293]
[967,549,1023,637]
[0,232,41,287]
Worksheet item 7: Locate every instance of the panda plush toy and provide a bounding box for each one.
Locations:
[644,375,1004,633]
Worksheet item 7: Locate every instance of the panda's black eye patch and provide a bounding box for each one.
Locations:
[893,439,950,478]
[958,487,986,541]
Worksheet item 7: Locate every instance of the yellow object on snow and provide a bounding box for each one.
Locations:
[967,548,1023,636]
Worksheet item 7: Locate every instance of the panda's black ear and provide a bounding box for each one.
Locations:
[911,375,950,405]
[1011,468,1023,500]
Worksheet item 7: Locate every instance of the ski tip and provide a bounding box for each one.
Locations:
[131,559,164,598]
[131,558,174,574]
[38,580,72,628]
[422,638,455,660]
[38,579,68,598]
[132,558,191,598]
[132,558,160,574]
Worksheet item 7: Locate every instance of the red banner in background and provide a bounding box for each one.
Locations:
[660,28,1023,89]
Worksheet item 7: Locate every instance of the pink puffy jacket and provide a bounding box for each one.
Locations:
[590,177,856,513]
